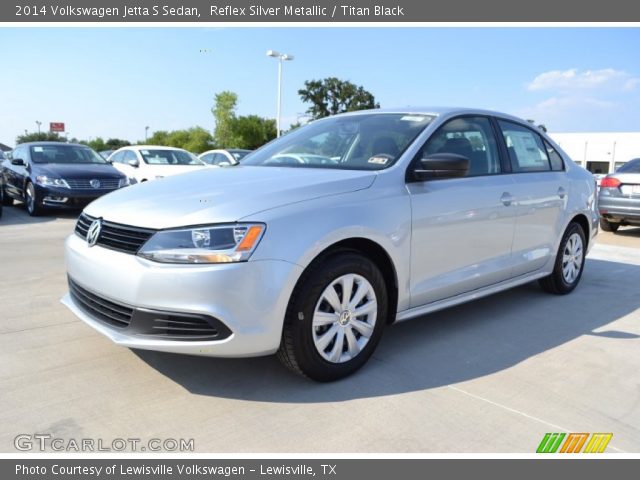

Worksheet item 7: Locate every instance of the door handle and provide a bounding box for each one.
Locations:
[557,187,567,199]
[500,192,514,207]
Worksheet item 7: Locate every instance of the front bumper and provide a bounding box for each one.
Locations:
[62,233,303,357]
[36,184,118,208]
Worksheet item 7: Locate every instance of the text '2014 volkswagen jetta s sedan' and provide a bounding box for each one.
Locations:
[62,108,598,381]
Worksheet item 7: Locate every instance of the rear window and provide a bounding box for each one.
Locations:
[616,159,640,173]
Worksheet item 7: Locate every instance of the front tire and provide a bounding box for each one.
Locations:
[278,252,388,382]
[1,187,13,206]
[25,181,43,216]
[599,218,619,233]
[539,222,586,295]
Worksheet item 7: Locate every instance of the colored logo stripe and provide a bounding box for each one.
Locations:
[537,433,613,453]
[537,433,566,453]
[560,433,589,453]
[583,433,613,453]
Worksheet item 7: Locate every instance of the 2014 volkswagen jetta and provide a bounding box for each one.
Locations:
[62,108,598,381]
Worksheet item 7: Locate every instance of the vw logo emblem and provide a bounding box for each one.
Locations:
[86,219,102,247]
[90,179,101,189]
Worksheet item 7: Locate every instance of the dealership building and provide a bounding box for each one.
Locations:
[549,132,640,174]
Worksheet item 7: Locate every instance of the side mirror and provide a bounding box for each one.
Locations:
[11,158,26,166]
[413,153,469,181]
[127,158,140,168]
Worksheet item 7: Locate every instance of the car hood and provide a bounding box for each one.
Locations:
[85,166,377,229]
[34,163,124,179]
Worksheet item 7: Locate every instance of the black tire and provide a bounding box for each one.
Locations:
[539,222,586,295]
[277,252,388,382]
[1,187,13,206]
[25,181,43,216]
[599,218,619,233]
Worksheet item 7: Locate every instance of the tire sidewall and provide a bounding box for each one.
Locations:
[288,253,388,381]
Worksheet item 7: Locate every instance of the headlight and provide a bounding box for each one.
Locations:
[138,223,265,264]
[36,176,69,188]
[118,177,130,188]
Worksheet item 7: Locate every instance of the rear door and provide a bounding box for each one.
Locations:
[496,120,569,276]
[407,116,518,306]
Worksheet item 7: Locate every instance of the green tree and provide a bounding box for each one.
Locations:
[298,77,379,119]
[230,116,276,150]
[16,132,64,144]
[145,130,170,146]
[105,138,131,150]
[212,91,238,148]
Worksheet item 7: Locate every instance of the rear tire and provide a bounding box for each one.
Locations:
[1,187,13,206]
[277,252,388,382]
[539,222,586,295]
[599,218,619,233]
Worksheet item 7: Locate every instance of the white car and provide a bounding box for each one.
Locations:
[108,146,207,183]
[199,149,252,166]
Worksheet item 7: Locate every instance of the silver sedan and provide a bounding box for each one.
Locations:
[62,107,598,381]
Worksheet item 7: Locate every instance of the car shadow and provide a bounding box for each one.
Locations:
[615,226,640,237]
[0,202,81,226]
[133,258,640,402]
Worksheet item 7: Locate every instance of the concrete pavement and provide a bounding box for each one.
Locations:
[1,204,639,453]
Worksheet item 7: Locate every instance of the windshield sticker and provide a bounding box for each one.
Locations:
[141,150,149,155]
[33,146,43,152]
[368,156,389,165]
[400,115,427,122]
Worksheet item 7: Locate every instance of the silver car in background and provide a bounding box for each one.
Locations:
[598,158,640,232]
[62,108,598,381]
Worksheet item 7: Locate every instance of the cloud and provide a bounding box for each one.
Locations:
[527,68,639,92]
[517,96,618,131]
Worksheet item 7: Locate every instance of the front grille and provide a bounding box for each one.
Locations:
[66,178,121,189]
[69,278,134,328]
[75,213,155,254]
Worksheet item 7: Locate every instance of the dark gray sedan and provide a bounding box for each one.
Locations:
[598,158,640,232]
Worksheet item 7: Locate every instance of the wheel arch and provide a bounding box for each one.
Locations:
[569,213,591,250]
[291,237,399,325]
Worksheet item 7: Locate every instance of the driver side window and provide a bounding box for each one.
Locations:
[422,116,500,177]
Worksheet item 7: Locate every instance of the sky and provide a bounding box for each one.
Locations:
[0,27,639,146]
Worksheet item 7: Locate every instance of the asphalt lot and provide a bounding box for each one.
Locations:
[1,203,639,453]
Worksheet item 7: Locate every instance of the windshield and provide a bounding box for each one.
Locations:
[242,113,435,170]
[30,145,107,164]
[616,159,640,173]
[139,149,203,166]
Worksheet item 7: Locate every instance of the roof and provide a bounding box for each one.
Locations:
[124,145,187,151]
[333,106,528,124]
[0,142,13,151]
[16,141,88,148]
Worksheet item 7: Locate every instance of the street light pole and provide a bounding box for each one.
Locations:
[267,50,294,137]
[145,126,149,142]
[35,121,42,135]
